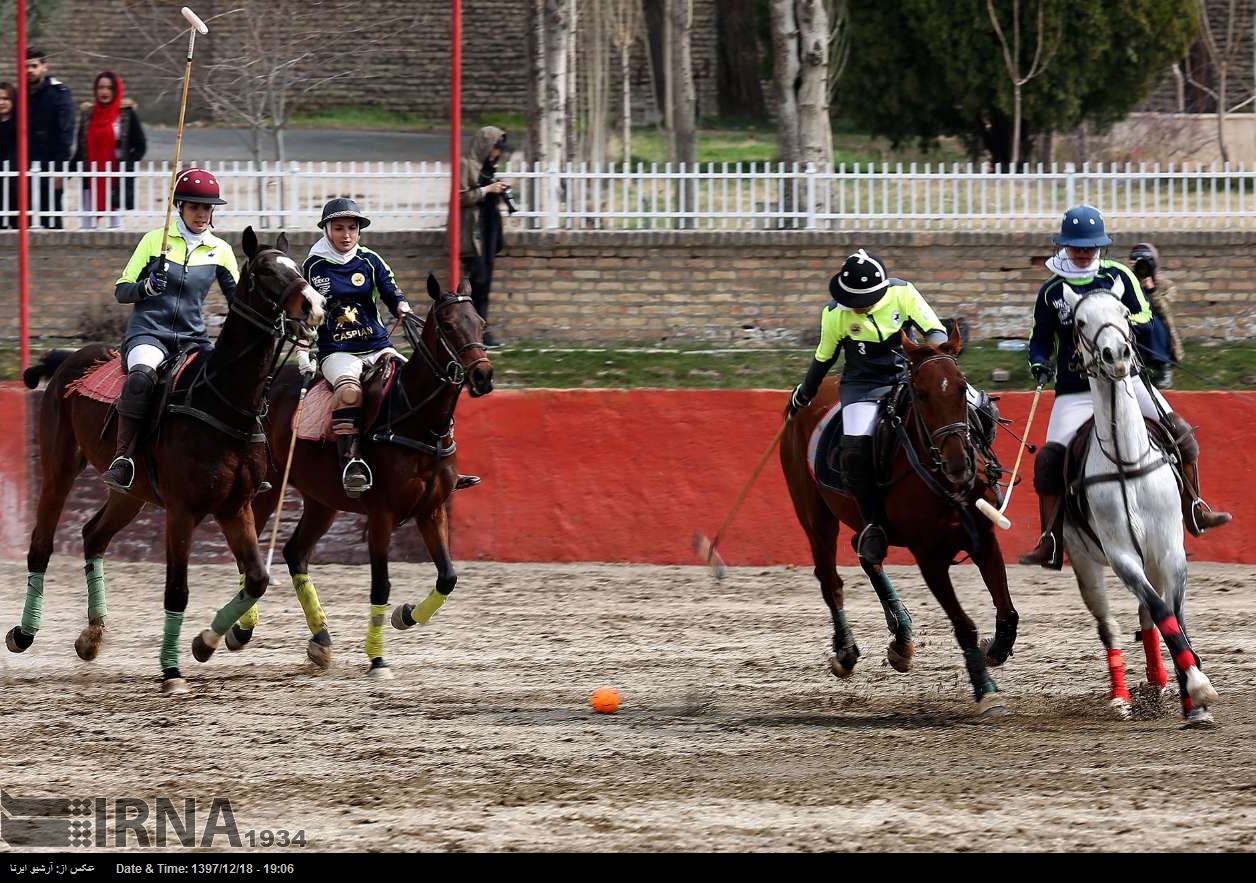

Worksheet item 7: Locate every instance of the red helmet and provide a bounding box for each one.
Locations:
[173,167,227,205]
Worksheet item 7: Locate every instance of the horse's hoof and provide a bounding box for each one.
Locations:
[307,631,334,669]
[74,621,106,662]
[225,625,253,652]
[391,604,417,632]
[367,657,393,680]
[886,639,915,673]
[191,629,221,663]
[1183,707,1217,729]
[979,635,1008,668]
[6,626,34,654]
[161,675,191,697]
[826,652,857,680]
[1108,696,1133,721]
[1185,666,1219,707]
[977,692,1012,718]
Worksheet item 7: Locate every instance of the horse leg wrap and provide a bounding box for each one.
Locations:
[1156,615,1199,671]
[411,589,447,626]
[365,603,388,659]
[1107,649,1131,702]
[161,609,184,672]
[211,590,258,637]
[866,567,912,639]
[84,557,107,623]
[292,573,328,634]
[962,647,999,701]
[20,572,45,637]
[1141,627,1168,688]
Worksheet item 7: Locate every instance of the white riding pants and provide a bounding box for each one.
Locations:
[841,384,984,438]
[1045,384,1172,446]
[320,347,403,386]
[126,344,166,372]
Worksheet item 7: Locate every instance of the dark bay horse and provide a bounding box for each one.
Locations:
[7,228,326,696]
[225,275,493,677]
[780,325,1020,716]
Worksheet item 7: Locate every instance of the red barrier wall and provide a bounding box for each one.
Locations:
[449,389,1256,565]
[0,383,30,559]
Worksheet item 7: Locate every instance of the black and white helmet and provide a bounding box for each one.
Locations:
[318,197,371,229]
[829,249,892,309]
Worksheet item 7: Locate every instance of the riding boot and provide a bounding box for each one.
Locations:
[840,436,888,565]
[1018,492,1064,570]
[101,365,157,493]
[337,433,373,499]
[1018,441,1066,570]
[1166,413,1231,536]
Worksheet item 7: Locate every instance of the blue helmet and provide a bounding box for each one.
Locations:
[1054,205,1112,248]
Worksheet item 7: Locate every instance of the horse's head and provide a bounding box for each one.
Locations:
[422,273,494,397]
[1063,281,1134,382]
[901,322,973,491]
[240,226,326,338]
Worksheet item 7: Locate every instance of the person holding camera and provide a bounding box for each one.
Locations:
[1129,242,1184,389]
[457,125,511,347]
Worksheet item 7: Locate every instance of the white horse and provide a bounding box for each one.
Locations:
[1060,284,1218,727]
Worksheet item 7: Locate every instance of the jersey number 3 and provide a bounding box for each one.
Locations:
[857,342,867,355]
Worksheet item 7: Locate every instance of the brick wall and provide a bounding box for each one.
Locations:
[3,229,1254,348]
[5,0,718,128]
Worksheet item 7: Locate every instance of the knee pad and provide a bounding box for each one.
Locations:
[1167,413,1199,462]
[332,378,362,410]
[117,365,157,418]
[1033,442,1066,495]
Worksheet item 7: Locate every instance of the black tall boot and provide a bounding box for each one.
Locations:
[1018,441,1065,569]
[101,365,157,493]
[840,435,888,565]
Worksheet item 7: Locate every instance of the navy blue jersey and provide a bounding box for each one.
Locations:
[1028,259,1152,395]
[303,246,409,355]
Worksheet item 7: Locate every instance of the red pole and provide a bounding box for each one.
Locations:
[16,0,30,372]
[449,0,462,291]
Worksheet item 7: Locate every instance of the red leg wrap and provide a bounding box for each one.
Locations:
[1142,628,1168,688]
[1158,616,1182,638]
[1107,649,1130,702]
[1173,649,1196,672]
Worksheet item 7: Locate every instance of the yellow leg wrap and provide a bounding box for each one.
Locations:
[412,589,447,626]
[365,603,387,660]
[292,574,328,634]
[236,574,260,630]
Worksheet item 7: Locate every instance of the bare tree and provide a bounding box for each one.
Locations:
[772,1,832,167]
[986,0,1055,168]
[542,0,572,168]
[610,0,643,164]
[527,0,547,166]
[770,0,801,168]
[668,0,697,225]
[575,0,612,167]
[1183,0,1250,163]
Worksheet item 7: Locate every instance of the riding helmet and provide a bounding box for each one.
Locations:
[1054,204,1112,248]
[173,167,227,205]
[830,249,892,309]
[318,197,371,229]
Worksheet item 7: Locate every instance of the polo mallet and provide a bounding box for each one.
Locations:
[160,7,209,256]
[265,376,314,574]
[976,384,1045,530]
[693,417,790,580]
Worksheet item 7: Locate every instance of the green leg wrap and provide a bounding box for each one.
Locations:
[161,610,184,671]
[234,574,259,630]
[211,590,259,637]
[833,608,854,650]
[412,589,447,626]
[867,568,913,640]
[963,647,999,701]
[20,573,45,636]
[84,557,107,623]
[365,603,388,659]
[292,574,328,635]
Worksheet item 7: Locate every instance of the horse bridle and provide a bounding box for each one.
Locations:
[402,293,490,388]
[1071,290,1140,385]
[906,353,975,493]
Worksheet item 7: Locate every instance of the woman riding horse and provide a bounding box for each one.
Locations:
[1019,205,1232,570]
[101,167,237,492]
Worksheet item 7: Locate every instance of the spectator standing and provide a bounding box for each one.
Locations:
[458,125,510,347]
[0,82,16,229]
[25,48,75,229]
[1129,242,1185,389]
[73,71,146,229]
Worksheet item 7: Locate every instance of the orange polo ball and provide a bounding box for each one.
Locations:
[590,688,621,714]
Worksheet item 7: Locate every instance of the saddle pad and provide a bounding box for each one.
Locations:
[66,351,202,405]
[295,360,401,443]
[807,402,847,492]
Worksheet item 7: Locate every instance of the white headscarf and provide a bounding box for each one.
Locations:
[175,215,204,253]
[308,232,358,265]
[1046,248,1100,282]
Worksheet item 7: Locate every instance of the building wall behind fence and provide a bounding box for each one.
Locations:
[1,230,1254,347]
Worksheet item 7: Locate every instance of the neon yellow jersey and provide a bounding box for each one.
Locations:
[814,282,944,386]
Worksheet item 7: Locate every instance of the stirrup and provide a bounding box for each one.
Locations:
[1018,532,1062,570]
[1188,499,1232,535]
[101,456,136,492]
[342,458,374,498]
[855,524,888,565]
[454,474,482,491]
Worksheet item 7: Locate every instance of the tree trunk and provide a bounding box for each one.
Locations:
[669,0,697,227]
[1217,65,1230,163]
[527,0,547,167]
[566,0,579,165]
[795,0,832,169]
[622,41,633,165]
[770,0,801,166]
[715,0,767,121]
[542,0,570,171]
[642,0,667,123]
[1011,82,1022,168]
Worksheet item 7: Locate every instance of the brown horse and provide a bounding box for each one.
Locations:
[780,324,1019,716]
[7,228,326,696]
[224,275,493,677]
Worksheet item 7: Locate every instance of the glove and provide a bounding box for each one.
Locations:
[396,301,413,316]
[1030,363,1054,387]
[144,267,167,298]
[787,384,812,418]
[296,349,317,380]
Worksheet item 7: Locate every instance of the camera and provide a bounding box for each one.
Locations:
[478,170,518,215]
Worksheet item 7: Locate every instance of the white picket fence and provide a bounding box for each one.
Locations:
[4,160,1256,232]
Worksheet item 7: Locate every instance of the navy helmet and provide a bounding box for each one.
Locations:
[1054,205,1112,248]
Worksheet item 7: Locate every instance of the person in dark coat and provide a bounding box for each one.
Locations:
[0,81,16,229]
[72,71,146,228]
[24,48,75,229]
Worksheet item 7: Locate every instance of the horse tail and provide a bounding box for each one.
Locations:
[23,349,77,389]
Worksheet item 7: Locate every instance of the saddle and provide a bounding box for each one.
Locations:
[1063,415,1178,541]
[66,346,203,440]
[808,385,904,494]
[296,355,403,443]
